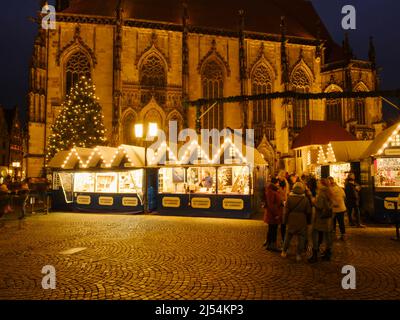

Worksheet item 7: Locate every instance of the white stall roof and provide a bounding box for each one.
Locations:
[47,151,71,168]
[330,141,372,162]
[116,145,145,167]
[148,139,267,166]
[89,146,119,167]
[361,123,400,158]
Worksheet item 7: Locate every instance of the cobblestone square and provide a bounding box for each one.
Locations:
[0,213,399,300]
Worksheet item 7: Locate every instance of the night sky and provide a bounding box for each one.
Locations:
[0,0,399,122]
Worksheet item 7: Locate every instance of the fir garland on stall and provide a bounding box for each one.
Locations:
[46,76,107,161]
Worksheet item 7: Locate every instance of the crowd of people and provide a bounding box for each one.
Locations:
[262,171,365,263]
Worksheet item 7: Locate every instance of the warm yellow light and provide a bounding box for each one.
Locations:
[148,122,158,137]
[135,123,143,138]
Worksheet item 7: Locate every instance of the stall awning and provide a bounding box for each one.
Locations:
[90,146,119,167]
[115,145,145,167]
[292,121,356,149]
[48,145,146,169]
[47,151,71,168]
[329,141,372,162]
[361,123,400,158]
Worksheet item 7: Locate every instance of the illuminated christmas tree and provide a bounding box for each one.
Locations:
[46,76,107,161]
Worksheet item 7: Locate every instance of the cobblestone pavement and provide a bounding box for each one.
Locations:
[0,212,399,300]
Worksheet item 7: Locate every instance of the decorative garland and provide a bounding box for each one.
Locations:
[190,89,400,107]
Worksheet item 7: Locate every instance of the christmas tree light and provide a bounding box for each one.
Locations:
[46,76,107,161]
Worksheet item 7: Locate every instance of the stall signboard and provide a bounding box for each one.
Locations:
[99,196,114,206]
[191,197,211,209]
[384,197,398,210]
[162,197,181,208]
[222,198,244,210]
[384,149,400,156]
[77,195,91,205]
[122,197,139,207]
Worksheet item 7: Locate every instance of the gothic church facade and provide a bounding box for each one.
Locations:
[27,0,384,177]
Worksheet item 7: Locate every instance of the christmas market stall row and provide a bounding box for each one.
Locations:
[48,139,267,218]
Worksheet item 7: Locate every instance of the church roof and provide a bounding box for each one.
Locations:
[62,0,334,41]
[292,121,356,149]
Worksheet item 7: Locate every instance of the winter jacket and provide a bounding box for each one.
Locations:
[284,185,312,234]
[345,180,360,207]
[330,184,347,213]
[264,183,283,225]
[313,186,333,232]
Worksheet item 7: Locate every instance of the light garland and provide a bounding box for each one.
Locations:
[378,124,400,155]
[46,76,107,162]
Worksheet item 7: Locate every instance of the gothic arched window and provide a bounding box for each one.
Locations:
[354,98,366,125]
[122,113,136,145]
[291,68,311,130]
[139,54,167,106]
[326,98,342,124]
[252,65,273,142]
[201,60,224,130]
[65,51,91,95]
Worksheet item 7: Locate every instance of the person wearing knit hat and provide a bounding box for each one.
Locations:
[281,182,312,262]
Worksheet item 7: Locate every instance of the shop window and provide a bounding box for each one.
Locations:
[74,172,95,192]
[201,60,224,130]
[187,167,216,194]
[95,173,118,193]
[119,170,143,194]
[375,158,400,187]
[65,51,91,96]
[217,166,252,195]
[158,167,186,194]
[330,163,351,187]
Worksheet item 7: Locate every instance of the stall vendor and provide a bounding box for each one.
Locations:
[201,171,213,190]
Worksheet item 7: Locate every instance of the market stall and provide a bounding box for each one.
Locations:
[317,141,372,187]
[361,123,400,222]
[154,139,268,218]
[48,145,146,213]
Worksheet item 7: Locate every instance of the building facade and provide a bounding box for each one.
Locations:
[0,105,25,181]
[26,0,384,177]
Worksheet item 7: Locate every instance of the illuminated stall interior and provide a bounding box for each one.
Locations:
[317,141,372,186]
[362,122,400,189]
[291,121,357,175]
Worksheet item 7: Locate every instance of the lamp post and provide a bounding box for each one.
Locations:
[134,122,158,213]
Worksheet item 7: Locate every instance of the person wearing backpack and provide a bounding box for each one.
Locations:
[281,182,312,262]
[309,178,334,263]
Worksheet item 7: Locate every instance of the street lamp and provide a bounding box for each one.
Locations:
[134,122,158,213]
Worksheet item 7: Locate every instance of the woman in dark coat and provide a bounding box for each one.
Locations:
[264,178,283,251]
[281,182,312,262]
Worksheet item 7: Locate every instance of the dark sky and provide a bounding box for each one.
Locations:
[0,0,399,121]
